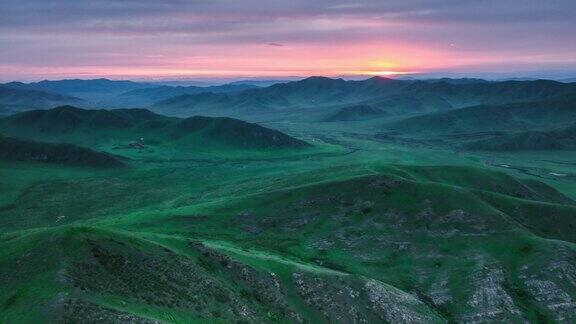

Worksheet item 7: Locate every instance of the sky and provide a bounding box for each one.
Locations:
[1,0,575,81]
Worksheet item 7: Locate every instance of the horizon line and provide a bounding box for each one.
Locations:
[2,72,576,84]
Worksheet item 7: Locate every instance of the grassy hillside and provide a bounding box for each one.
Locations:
[2,162,576,322]
[465,132,565,151]
[324,105,386,122]
[0,226,444,323]
[1,79,576,323]
[0,136,124,168]
[383,96,576,153]
[0,106,311,157]
[389,97,576,136]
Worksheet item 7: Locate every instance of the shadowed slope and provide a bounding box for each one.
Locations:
[0,227,444,323]
[0,136,125,168]
[0,106,310,150]
[389,97,576,135]
[324,105,387,121]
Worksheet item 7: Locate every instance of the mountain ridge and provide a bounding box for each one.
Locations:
[152,77,576,117]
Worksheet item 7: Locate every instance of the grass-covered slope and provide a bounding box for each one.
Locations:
[0,226,444,323]
[3,165,573,322]
[0,106,310,151]
[0,136,124,168]
[174,116,310,149]
[324,105,386,122]
[397,79,576,107]
[389,97,576,136]
[366,94,454,115]
[131,170,576,322]
[2,78,576,323]
[1,106,164,132]
[1,146,576,323]
[463,123,576,151]
[465,131,566,151]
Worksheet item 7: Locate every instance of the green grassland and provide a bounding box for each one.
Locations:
[0,78,576,324]
[1,100,576,322]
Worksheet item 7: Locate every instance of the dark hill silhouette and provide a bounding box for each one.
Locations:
[389,96,576,135]
[173,116,309,148]
[324,105,386,121]
[0,135,124,168]
[464,132,566,151]
[0,106,309,150]
[2,106,167,132]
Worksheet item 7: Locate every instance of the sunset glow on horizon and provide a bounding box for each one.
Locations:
[1,1,575,81]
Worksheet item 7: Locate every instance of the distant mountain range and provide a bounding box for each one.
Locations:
[153,76,576,118]
[0,78,291,109]
[3,77,574,117]
[228,79,293,87]
[117,84,258,107]
[1,79,156,108]
[2,77,576,154]
[2,78,152,97]
[0,86,82,115]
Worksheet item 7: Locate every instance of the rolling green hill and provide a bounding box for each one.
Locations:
[366,94,454,115]
[324,105,386,122]
[2,163,576,322]
[465,132,566,151]
[1,78,576,323]
[0,136,124,168]
[0,226,444,323]
[0,106,310,152]
[389,97,576,136]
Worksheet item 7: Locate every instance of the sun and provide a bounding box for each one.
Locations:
[341,59,416,77]
[366,70,413,76]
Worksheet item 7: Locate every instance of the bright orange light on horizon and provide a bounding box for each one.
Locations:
[358,70,416,76]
